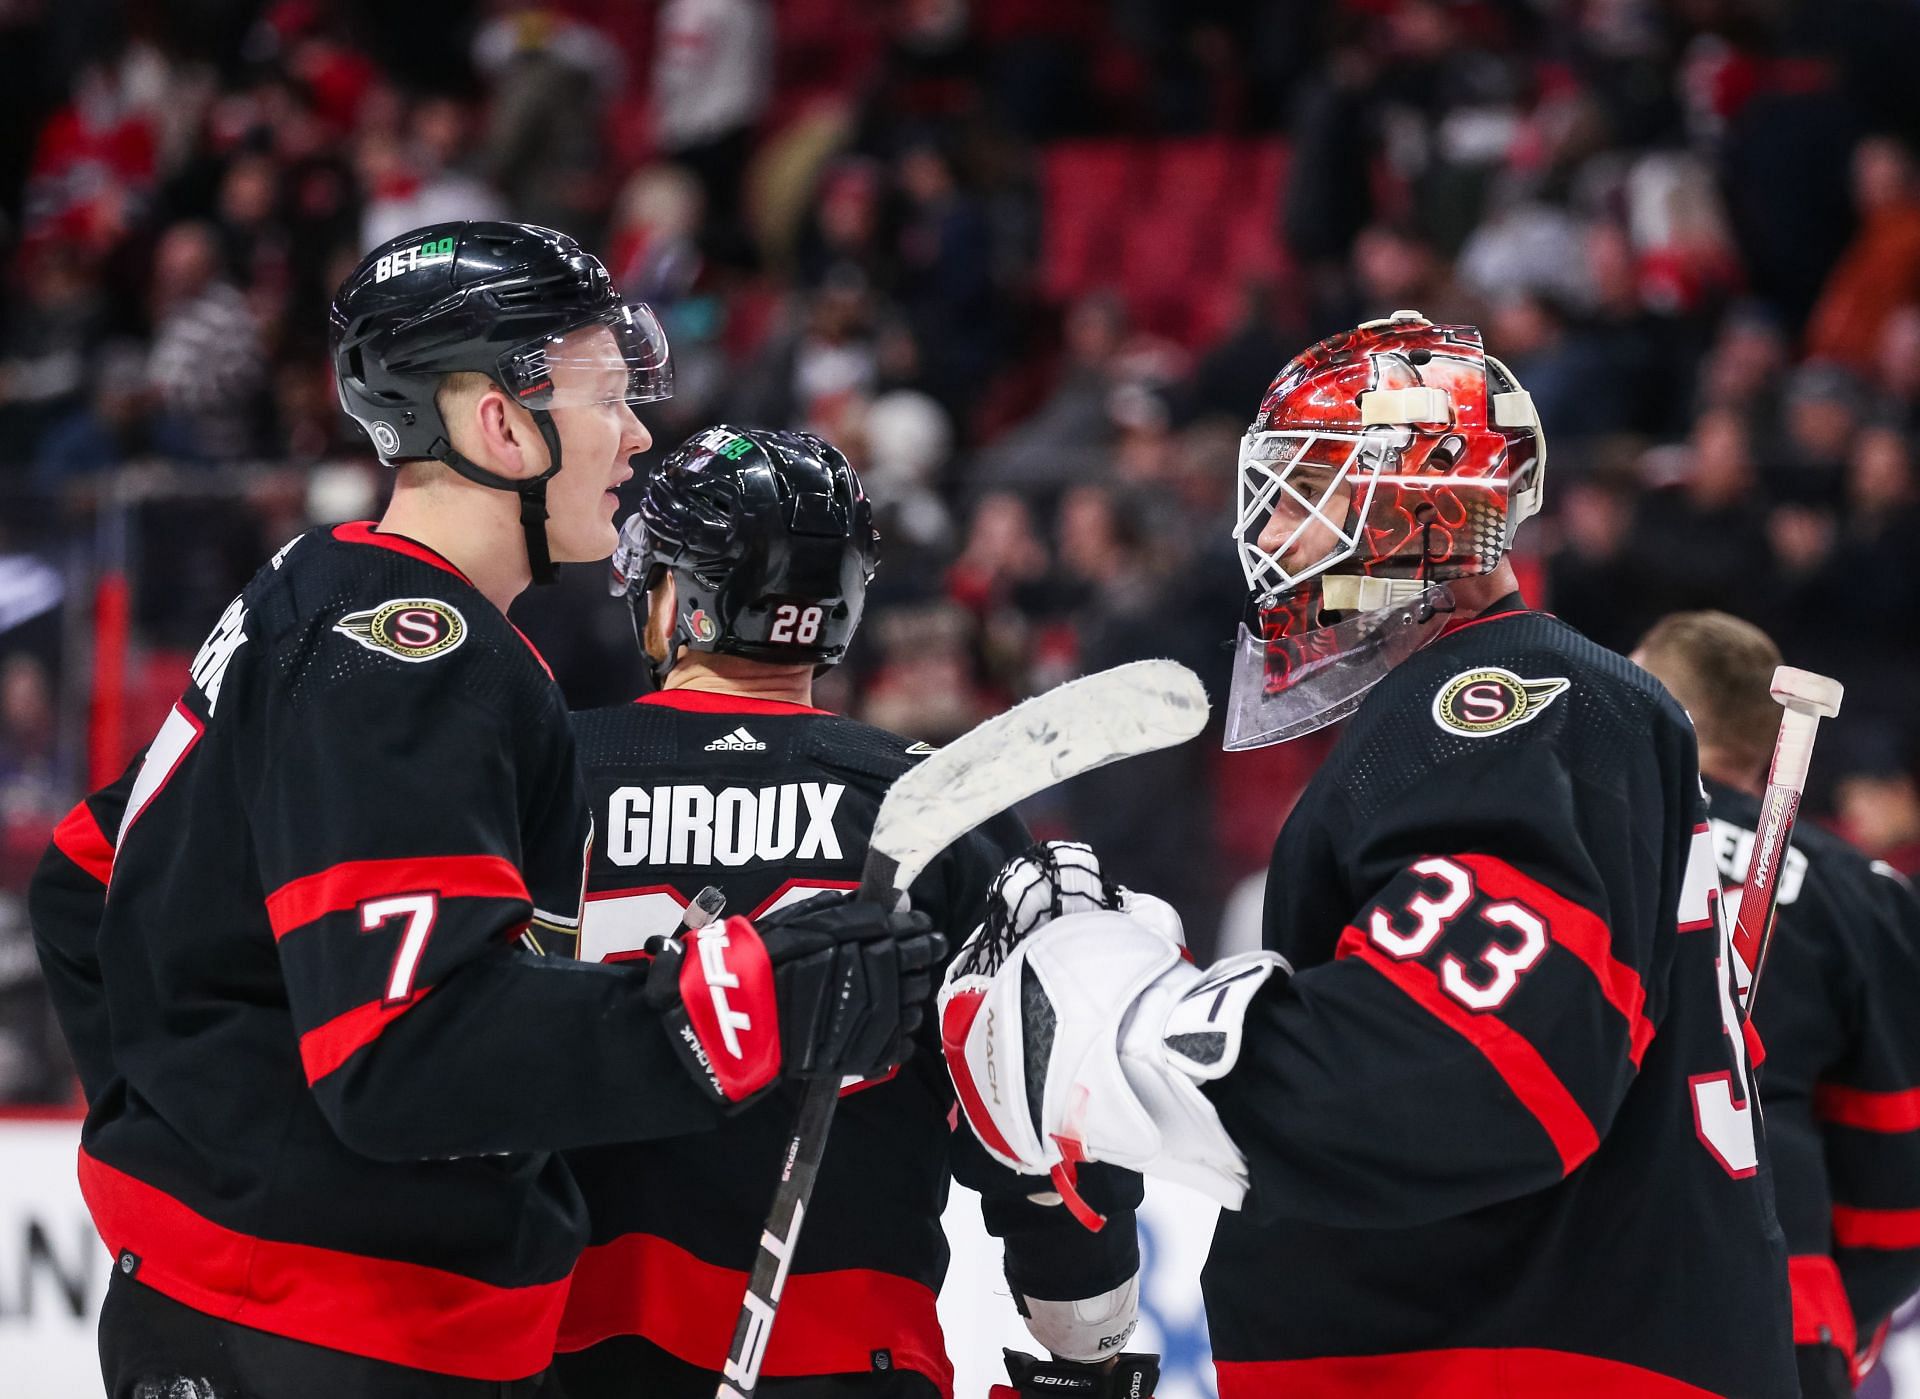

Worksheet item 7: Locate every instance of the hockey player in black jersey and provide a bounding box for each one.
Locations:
[938,311,1798,1397]
[1636,610,1920,1397]
[546,425,1158,1399]
[27,224,939,1399]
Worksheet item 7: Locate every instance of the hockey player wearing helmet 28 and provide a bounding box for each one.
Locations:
[940,312,1799,1397]
[545,426,1153,1399]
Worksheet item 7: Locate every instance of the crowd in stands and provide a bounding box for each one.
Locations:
[3,0,1920,1102]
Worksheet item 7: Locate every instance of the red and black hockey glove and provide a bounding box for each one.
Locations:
[646,892,944,1105]
[991,1348,1160,1399]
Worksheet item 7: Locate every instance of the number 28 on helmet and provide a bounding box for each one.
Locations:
[1224,310,1546,749]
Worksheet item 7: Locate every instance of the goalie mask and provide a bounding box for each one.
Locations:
[1224,310,1545,749]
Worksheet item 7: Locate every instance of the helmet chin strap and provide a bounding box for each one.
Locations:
[431,408,566,586]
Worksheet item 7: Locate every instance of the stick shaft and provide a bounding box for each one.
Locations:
[714,851,900,1399]
[1732,707,1820,1016]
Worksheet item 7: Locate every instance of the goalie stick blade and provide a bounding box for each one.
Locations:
[864,659,1210,895]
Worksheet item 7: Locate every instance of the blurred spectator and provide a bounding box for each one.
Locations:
[651,0,772,251]
[473,5,623,235]
[1185,280,1299,423]
[146,221,269,461]
[1628,409,1772,622]
[858,387,956,552]
[1545,471,1659,656]
[1771,359,1862,507]
[358,98,506,252]
[732,270,879,433]
[975,291,1125,490]
[32,343,153,485]
[1698,302,1790,423]
[892,140,994,413]
[1807,137,1920,372]
[860,601,994,743]
[0,243,105,458]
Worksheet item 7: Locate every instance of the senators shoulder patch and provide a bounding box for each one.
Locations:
[1432,666,1569,737]
[334,598,467,663]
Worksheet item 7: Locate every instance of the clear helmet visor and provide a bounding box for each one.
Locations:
[498,303,672,410]
[1223,583,1456,750]
[609,511,650,597]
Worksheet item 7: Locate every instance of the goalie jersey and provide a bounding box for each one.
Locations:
[551,689,1143,1399]
[1201,599,1796,1398]
[27,524,729,1382]
[1716,775,1920,1393]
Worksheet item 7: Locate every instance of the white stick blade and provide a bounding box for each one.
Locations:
[872,659,1209,891]
[1770,665,1843,718]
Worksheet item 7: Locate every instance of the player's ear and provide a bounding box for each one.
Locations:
[643,572,676,664]
[468,385,548,482]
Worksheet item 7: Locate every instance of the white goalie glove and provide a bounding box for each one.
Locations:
[941,846,1287,1221]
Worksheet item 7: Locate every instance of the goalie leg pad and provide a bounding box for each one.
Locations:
[940,910,1285,1212]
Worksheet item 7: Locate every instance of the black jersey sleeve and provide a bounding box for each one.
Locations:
[1744,837,1865,1372]
[925,811,1145,1305]
[1813,866,1920,1336]
[1212,735,1673,1229]
[25,756,140,1103]
[250,655,722,1160]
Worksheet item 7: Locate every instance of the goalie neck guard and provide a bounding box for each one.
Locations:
[330,220,671,585]
[610,425,880,686]
[1224,310,1545,749]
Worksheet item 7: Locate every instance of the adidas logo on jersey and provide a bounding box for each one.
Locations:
[606,782,846,867]
[704,726,767,752]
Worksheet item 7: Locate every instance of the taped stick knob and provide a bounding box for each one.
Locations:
[1769,665,1844,719]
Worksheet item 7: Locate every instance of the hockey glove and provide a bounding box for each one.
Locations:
[941,908,1287,1218]
[991,1348,1160,1399]
[647,894,944,1105]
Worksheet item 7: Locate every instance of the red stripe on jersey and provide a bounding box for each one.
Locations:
[637,689,831,716]
[555,1231,951,1396]
[298,989,434,1083]
[1815,1083,1920,1133]
[1215,1348,1726,1398]
[332,522,473,584]
[51,798,115,885]
[1346,939,1601,1175]
[1788,1255,1858,1360]
[1452,854,1655,1066]
[265,855,528,939]
[77,1149,567,1381]
[1832,1205,1920,1250]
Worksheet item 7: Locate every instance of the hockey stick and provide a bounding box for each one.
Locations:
[715,659,1211,1399]
[1731,664,1843,1019]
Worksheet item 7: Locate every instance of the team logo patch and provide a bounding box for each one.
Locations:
[1432,667,1569,737]
[334,598,467,663]
[687,609,718,643]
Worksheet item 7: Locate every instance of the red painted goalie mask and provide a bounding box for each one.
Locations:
[1223,310,1546,749]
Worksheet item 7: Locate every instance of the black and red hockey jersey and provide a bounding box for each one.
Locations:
[1201,598,1796,1398]
[550,689,1142,1399]
[1717,775,1920,1391]
[30,523,733,1382]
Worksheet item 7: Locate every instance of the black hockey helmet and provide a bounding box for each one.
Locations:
[610,426,880,684]
[329,220,671,584]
